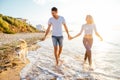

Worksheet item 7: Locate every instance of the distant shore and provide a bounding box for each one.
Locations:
[0,32,45,80]
[0,33,45,45]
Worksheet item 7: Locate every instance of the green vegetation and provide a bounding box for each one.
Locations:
[0,14,39,34]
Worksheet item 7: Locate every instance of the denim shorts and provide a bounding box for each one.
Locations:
[52,36,63,47]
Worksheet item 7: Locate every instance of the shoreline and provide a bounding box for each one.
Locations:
[0,33,45,80]
[1,33,120,80]
[20,37,91,80]
[20,36,120,80]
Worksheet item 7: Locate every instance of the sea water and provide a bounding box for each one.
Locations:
[20,29,120,80]
[67,30,120,79]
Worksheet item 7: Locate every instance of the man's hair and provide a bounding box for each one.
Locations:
[51,7,57,12]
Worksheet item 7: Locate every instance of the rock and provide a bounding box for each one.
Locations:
[0,42,2,46]
[12,63,17,67]
[3,68,7,71]
[28,44,40,51]
[50,78,57,80]
[5,60,10,64]
[0,66,7,70]
[0,70,2,73]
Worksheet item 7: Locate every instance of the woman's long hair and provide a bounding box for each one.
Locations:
[86,15,94,24]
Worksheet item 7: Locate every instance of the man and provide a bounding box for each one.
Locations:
[42,7,70,66]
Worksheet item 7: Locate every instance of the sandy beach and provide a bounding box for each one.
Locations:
[0,33,44,80]
[0,33,120,80]
[1,0,120,79]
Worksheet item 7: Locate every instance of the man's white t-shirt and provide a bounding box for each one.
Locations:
[48,16,66,36]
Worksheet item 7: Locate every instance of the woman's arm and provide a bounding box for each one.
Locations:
[73,33,81,38]
[72,26,84,39]
[95,32,103,41]
[94,25,103,41]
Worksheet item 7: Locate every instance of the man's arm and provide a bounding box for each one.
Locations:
[42,24,51,41]
[63,23,70,38]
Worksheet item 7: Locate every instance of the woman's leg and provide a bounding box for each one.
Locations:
[87,38,93,67]
[83,38,93,66]
[87,50,92,66]
[84,51,87,63]
[83,38,88,63]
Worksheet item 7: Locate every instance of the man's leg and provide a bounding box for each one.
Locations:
[56,36,64,66]
[58,46,62,59]
[57,36,63,59]
[52,36,59,66]
[54,46,59,66]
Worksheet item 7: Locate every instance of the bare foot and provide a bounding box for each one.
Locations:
[54,65,59,69]
[89,66,94,71]
[82,64,85,71]
[83,60,87,64]
[58,59,64,66]
[82,63,85,65]
[55,62,59,67]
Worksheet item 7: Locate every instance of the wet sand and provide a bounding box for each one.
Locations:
[0,58,29,80]
[20,38,94,80]
[20,37,120,80]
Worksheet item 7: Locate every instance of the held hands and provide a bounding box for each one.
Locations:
[68,35,73,40]
[100,37,103,41]
[41,36,46,41]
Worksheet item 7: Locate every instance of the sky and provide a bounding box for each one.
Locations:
[0,0,120,32]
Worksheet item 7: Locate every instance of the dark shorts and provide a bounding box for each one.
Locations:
[52,36,63,47]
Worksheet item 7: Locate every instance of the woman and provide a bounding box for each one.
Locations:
[70,15,103,70]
